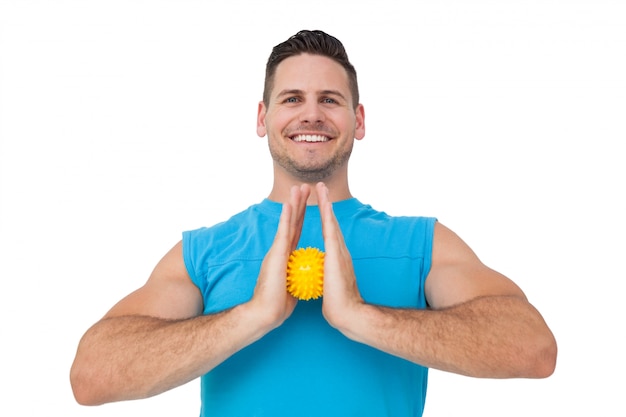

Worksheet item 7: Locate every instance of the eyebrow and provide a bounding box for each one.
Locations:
[275,89,348,102]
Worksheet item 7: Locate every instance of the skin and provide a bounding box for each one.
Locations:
[70,53,557,406]
[257,53,365,202]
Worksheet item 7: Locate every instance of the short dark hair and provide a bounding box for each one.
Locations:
[263,30,359,109]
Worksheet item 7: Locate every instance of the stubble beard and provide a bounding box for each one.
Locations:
[269,141,353,183]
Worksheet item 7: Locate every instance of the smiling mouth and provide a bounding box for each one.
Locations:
[291,134,330,143]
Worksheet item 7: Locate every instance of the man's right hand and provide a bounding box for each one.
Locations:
[249,184,311,329]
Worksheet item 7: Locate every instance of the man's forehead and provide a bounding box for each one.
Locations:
[272,54,351,94]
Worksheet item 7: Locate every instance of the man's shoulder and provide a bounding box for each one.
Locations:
[183,200,281,255]
[352,202,436,225]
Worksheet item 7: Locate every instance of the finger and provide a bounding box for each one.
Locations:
[293,184,311,240]
[299,183,312,208]
[287,185,309,249]
[316,182,343,249]
[287,186,299,237]
[273,199,294,254]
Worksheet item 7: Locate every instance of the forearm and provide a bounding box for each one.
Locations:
[340,295,557,378]
[70,303,269,405]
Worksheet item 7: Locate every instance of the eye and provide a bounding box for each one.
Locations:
[321,97,337,104]
[284,97,300,103]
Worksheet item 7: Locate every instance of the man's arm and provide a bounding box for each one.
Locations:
[69,242,271,405]
[70,185,312,406]
[316,183,557,378]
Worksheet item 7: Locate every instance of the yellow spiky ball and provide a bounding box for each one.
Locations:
[286,247,325,300]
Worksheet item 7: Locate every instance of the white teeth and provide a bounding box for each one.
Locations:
[292,134,329,143]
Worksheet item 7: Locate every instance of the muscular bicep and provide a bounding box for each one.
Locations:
[103,241,203,320]
[425,222,526,310]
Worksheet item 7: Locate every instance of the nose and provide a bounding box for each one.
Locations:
[299,100,326,124]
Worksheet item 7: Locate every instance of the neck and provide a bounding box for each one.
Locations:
[268,170,352,205]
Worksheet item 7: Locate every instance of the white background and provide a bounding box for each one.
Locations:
[1,0,624,415]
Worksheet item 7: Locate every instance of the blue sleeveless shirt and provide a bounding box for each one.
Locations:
[183,198,436,417]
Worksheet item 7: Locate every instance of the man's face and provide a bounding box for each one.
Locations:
[257,53,365,183]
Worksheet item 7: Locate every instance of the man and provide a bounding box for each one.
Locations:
[70,30,557,416]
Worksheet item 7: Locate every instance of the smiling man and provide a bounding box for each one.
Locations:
[259,52,365,188]
[70,30,557,416]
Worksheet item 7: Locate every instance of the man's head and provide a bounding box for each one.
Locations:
[257,30,365,189]
[263,30,359,110]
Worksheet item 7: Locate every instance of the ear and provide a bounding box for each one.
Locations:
[256,101,267,137]
[354,103,365,140]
